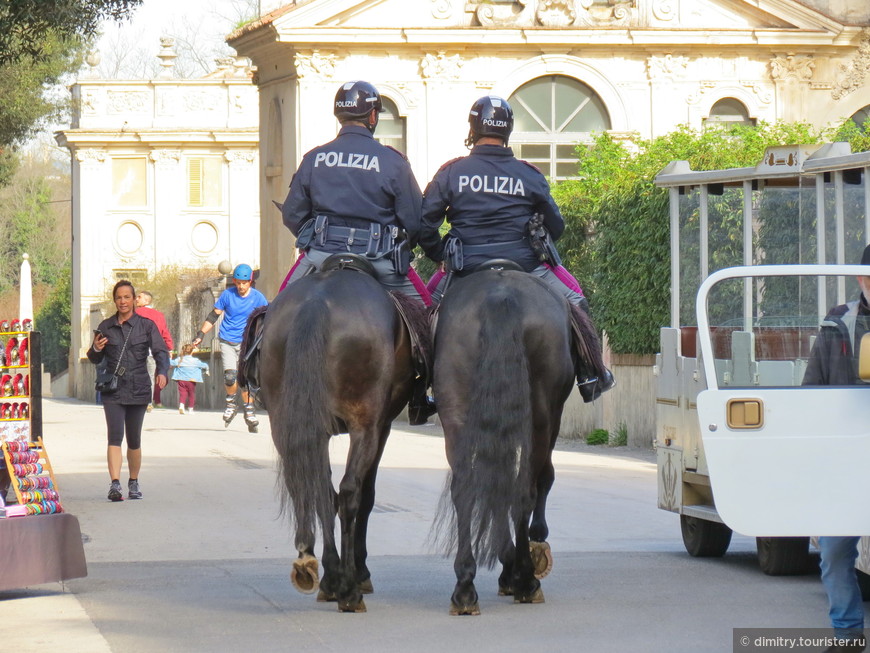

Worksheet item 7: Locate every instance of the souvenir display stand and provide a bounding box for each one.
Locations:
[0,327,87,591]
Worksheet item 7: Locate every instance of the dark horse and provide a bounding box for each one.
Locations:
[259,263,414,613]
[433,269,578,615]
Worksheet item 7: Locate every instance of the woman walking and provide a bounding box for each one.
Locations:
[87,280,169,501]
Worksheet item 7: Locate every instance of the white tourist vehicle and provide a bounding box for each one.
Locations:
[655,144,870,582]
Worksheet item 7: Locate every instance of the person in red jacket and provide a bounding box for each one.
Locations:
[135,291,174,410]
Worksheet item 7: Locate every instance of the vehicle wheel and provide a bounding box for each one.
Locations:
[756,537,811,575]
[856,569,870,601]
[680,515,732,557]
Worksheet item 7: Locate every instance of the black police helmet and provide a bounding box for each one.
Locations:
[466,95,514,147]
[334,80,383,131]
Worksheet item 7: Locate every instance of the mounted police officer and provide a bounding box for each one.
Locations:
[420,95,587,309]
[420,95,613,401]
[280,80,435,422]
[280,80,427,304]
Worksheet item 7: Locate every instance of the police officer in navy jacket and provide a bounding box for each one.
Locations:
[281,80,427,303]
[419,95,584,306]
[421,95,613,402]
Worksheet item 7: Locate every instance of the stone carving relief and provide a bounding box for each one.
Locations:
[537,0,575,27]
[149,150,181,164]
[770,54,815,82]
[294,50,337,80]
[474,0,527,27]
[742,81,772,105]
[833,28,870,100]
[686,81,717,105]
[652,0,676,21]
[421,52,463,80]
[573,0,636,26]
[647,54,688,80]
[107,91,149,114]
[225,150,256,165]
[75,149,107,163]
[81,90,100,115]
[184,90,223,113]
[431,0,452,19]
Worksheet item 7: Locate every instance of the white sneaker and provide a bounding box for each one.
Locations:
[179,403,185,415]
[188,406,194,414]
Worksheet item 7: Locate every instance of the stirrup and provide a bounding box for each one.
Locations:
[576,368,615,403]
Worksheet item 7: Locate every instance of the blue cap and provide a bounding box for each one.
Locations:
[233,263,253,280]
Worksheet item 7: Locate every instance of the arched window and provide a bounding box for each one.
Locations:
[704,98,755,129]
[374,97,407,153]
[850,106,870,132]
[508,75,611,180]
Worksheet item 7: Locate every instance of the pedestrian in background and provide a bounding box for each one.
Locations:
[170,343,209,415]
[802,243,870,652]
[135,290,174,411]
[88,280,169,502]
[192,263,268,432]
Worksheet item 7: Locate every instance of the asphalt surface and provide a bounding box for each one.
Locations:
[0,398,850,652]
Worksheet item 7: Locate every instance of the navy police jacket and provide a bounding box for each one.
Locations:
[282,125,422,250]
[420,144,565,272]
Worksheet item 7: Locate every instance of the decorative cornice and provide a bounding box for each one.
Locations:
[421,51,463,80]
[294,50,337,80]
[769,54,815,82]
[833,28,870,100]
[647,54,688,80]
[75,149,107,163]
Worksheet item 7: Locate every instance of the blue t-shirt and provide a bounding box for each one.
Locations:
[214,287,268,343]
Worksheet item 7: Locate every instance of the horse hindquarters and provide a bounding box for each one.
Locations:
[441,289,540,613]
[262,298,338,596]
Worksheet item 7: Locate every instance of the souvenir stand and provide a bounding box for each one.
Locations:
[0,323,87,591]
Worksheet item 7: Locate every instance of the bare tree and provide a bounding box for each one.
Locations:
[90,0,258,79]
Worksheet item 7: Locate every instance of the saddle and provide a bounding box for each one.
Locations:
[389,291,435,425]
[320,253,377,277]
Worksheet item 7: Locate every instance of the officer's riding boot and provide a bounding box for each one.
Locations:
[568,302,616,403]
[408,375,436,426]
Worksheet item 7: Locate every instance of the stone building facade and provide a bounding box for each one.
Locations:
[55,43,260,400]
[224,0,870,442]
[230,0,870,298]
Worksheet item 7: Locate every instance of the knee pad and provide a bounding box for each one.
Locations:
[224,369,237,387]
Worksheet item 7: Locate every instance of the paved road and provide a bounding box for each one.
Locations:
[0,398,845,652]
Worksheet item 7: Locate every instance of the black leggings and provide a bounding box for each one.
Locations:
[103,403,148,449]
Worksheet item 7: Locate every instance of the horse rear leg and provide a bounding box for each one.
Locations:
[333,424,385,613]
[352,423,391,595]
[510,506,544,604]
[449,471,480,616]
[529,458,555,579]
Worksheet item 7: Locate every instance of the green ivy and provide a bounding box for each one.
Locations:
[553,120,870,355]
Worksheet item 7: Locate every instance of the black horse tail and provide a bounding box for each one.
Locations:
[458,292,533,569]
[272,298,335,550]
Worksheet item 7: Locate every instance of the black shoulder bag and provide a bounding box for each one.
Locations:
[95,325,132,395]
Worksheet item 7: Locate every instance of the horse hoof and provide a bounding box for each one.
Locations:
[290,554,320,594]
[338,598,366,613]
[498,585,513,596]
[358,578,374,595]
[514,587,545,604]
[316,589,337,602]
[530,541,553,579]
[449,602,481,616]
